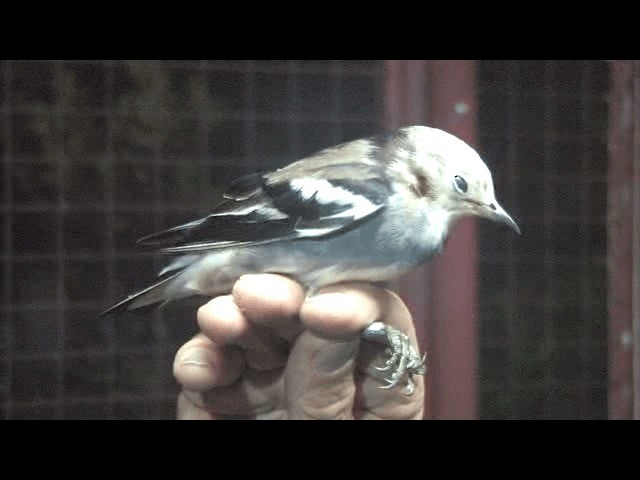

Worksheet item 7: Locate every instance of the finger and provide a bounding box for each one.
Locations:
[353,341,425,419]
[302,284,424,419]
[197,295,290,370]
[173,333,244,390]
[354,291,425,419]
[177,391,216,420]
[285,330,359,419]
[198,295,274,349]
[186,369,286,419]
[300,283,397,339]
[232,274,306,341]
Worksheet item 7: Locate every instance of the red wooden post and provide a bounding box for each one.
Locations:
[383,60,434,418]
[383,60,478,419]
[429,61,479,419]
[608,60,640,419]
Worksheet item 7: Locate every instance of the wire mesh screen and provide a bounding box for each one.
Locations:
[1,60,611,420]
[1,60,384,419]
[476,60,609,419]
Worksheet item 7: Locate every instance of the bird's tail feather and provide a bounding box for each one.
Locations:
[100,268,186,317]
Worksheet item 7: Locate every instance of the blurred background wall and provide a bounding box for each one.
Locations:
[0,60,614,419]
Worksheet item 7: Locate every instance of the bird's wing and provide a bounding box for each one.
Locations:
[137,139,390,253]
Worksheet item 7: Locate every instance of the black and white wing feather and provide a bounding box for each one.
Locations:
[137,139,391,253]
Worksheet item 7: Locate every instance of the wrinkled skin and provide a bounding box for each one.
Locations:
[173,274,424,420]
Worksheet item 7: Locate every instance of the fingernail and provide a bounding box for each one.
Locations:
[179,348,212,368]
[314,341,359,374]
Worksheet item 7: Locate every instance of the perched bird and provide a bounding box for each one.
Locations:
[102,125,520,394]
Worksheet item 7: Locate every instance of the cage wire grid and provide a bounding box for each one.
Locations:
[1,60,609,419]
[0,60,384,419]
[477,60,609,419]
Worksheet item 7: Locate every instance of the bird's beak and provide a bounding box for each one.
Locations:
[487,201,521,235]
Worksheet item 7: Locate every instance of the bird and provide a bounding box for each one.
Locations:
[101,125,520,394]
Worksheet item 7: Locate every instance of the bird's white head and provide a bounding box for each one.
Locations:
[391,126,520,234]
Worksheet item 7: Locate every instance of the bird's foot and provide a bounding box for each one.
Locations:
[361,321,426,396]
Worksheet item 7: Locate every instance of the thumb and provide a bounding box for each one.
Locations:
[285,331,360,420]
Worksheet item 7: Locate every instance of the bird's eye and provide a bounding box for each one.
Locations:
[453,175,468,194]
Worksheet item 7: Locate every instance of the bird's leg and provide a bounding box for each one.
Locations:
[360,321,426,395]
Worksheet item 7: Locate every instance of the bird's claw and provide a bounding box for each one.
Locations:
[361,321,426,395]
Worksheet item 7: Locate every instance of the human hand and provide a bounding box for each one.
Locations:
[173,273,424,419]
